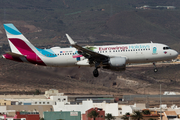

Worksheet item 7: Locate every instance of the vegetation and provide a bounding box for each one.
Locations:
[131,111,143,120]
[34,89,41,95]
[87,110,99,120]
[121,113,130,120]
[121,115,129,120]
[105,113,115,120]
[148,118,156,120]
[142,110,151,115]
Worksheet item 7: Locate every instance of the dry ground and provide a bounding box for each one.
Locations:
[0,58,180,98]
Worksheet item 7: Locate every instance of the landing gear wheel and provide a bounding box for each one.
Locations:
[93,69,99,77]
[154,68,158,73]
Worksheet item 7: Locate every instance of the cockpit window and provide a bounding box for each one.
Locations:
[163,47,171,50]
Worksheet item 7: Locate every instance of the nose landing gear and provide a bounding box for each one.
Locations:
[153,63,158,73]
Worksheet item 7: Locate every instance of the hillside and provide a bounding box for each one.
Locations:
[0,0,180,50]
[0,58,180,96]
[0,0,180,96]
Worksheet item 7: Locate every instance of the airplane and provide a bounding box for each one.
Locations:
[2,23,179,77]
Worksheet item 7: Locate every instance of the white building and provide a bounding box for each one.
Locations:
[0,89,118,117]
[93,101,118,116]
[121,103,146,115]
[53,99,119,116]
[1,89,69,106]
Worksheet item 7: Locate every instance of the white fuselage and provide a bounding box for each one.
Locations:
[37,43,178,67]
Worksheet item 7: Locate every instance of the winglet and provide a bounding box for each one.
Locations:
[66,34,76,45]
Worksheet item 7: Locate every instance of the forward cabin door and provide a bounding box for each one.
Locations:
[152,45,158,55]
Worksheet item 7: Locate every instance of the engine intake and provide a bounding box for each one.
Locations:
[107,57,126,71]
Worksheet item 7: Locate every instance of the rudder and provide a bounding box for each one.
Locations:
[3,23,38,56]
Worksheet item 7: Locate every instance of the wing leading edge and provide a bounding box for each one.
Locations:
[65,34,108,59]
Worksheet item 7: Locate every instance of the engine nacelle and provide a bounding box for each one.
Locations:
[107,57,126,71]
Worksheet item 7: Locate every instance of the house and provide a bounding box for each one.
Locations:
[0,111,40,120]
[44,111,81,120]
[16,111,40,120]
[82,107,105,120]
[0,105,53,118]
[121,103,146,115]
[163,111,177,120]
[127,109,160,120]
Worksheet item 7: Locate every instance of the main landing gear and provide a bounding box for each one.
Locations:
[93,62,100,77]
[153,62,158,73]
[93,68,99,77]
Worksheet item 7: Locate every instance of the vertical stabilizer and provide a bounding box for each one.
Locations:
[4,23,39,55]
[3,23,45,65]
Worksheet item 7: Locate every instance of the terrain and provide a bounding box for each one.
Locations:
[0,0,180,96]
[1,0,180,50]
[0,58,180,97]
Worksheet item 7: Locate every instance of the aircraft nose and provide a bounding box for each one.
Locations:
[173,50,179,58]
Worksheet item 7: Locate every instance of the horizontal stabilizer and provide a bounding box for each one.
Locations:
[5,51,25,57]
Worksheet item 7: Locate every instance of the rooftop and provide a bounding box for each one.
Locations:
[164,111,177,116]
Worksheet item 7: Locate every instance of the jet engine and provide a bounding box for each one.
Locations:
[103,57,126,71]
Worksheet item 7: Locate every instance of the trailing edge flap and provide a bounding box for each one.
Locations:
[5,52,25,58]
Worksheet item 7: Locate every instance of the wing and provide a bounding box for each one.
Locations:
[66,34,109,64]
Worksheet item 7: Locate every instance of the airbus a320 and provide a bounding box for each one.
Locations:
[2,23,178,77]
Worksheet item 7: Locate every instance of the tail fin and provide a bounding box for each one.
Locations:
[3,23,37,56]
[3,23,46,65]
